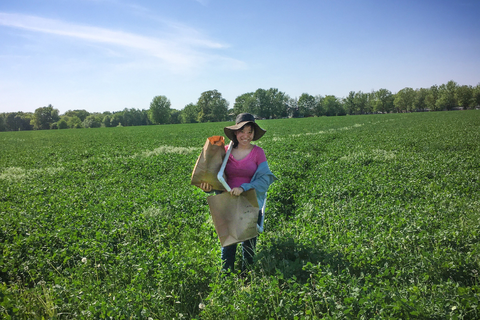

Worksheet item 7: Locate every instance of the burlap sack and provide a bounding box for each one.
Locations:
[207,189,259,247]
[191,136,227,191]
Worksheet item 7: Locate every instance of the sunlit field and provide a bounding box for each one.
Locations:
[1,111,479,319]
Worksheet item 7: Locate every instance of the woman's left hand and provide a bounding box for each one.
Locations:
[230,187,244,196]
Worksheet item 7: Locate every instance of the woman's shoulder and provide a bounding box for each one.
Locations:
[253,145,267,163]
[253,145,265,153]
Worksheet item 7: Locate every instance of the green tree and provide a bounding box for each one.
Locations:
[233,92,256,115]
[67,116,83,128]
[474,83,480,108]
[394,88,415,112]
[103,115,111,127]
[354,91,368,114]
[268,88,289,118]
[374,89,394,113]
[324,95,342,116]
[287,97,298,118]
[252,89,270,118]
[142,110,151,125]
[149,96,171,124]
[4,112,33,131]
[436,80,458,110]
[122,108,133,126]
[298,93,315,117]
[314,95,325,116]
[57,119,68,129]
[253,89,268,118]
[456,85,474,109]
[31,105,60,130]
[6,113,18,131]
[425,85,439,111]
[64,109,89,122]
[180,103,199,124]
[414,88,429,111]
[83,115,101,128]
[0,114,5,131]
[197,90,228,122]
[365,91,376,114]
[343,91,357,115]
[170,109,181,124]
[110,113,123,127]
[337,100,346,116]
[120,108,147,126]
[251,88,288,119]
[19,112,33,130]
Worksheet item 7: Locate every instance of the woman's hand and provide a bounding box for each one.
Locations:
[230,187,244,196]
[200,182,213,192]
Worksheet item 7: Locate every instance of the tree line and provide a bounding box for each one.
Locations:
[1,80,479,132]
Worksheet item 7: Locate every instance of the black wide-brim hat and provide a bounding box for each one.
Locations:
[224,113,266,141]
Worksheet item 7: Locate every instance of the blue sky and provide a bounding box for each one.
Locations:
[1,0,479,114]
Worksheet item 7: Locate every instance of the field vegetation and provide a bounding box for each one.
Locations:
[1,111,479,319]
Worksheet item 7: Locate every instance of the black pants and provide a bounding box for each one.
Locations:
[221,210,262,272]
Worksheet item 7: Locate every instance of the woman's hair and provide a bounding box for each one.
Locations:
[232,123,254,148]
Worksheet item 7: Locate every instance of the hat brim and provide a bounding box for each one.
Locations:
[224,121,266,142]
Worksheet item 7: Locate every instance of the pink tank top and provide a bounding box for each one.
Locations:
[224,145,267,188]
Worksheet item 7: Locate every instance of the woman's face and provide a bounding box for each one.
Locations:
[235,124,254,147]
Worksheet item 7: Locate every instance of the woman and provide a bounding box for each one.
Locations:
[200,113,276,273]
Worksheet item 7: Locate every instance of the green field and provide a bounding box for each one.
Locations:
[1,111,479,319]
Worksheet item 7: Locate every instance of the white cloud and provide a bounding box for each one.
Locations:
[0,12,237,73]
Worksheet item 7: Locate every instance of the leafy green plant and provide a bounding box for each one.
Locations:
[1,111,479,319]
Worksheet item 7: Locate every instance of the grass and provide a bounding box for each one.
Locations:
[1,111,479,319]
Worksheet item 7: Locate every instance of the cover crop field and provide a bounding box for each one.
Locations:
[1,111,479,319]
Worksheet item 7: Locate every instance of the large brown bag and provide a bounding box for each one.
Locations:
[191,136,227,191]
[207,189,259,247]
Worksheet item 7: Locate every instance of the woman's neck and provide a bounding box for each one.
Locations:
[237,143,253,150]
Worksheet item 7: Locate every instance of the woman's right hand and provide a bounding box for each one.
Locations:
[200,182,213,192]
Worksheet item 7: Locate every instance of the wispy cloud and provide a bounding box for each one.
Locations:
[0,12,239,72]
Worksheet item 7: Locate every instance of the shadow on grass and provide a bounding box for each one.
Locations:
[255,236,349,282]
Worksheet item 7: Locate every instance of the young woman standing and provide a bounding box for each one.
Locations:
[200,113,276,273]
